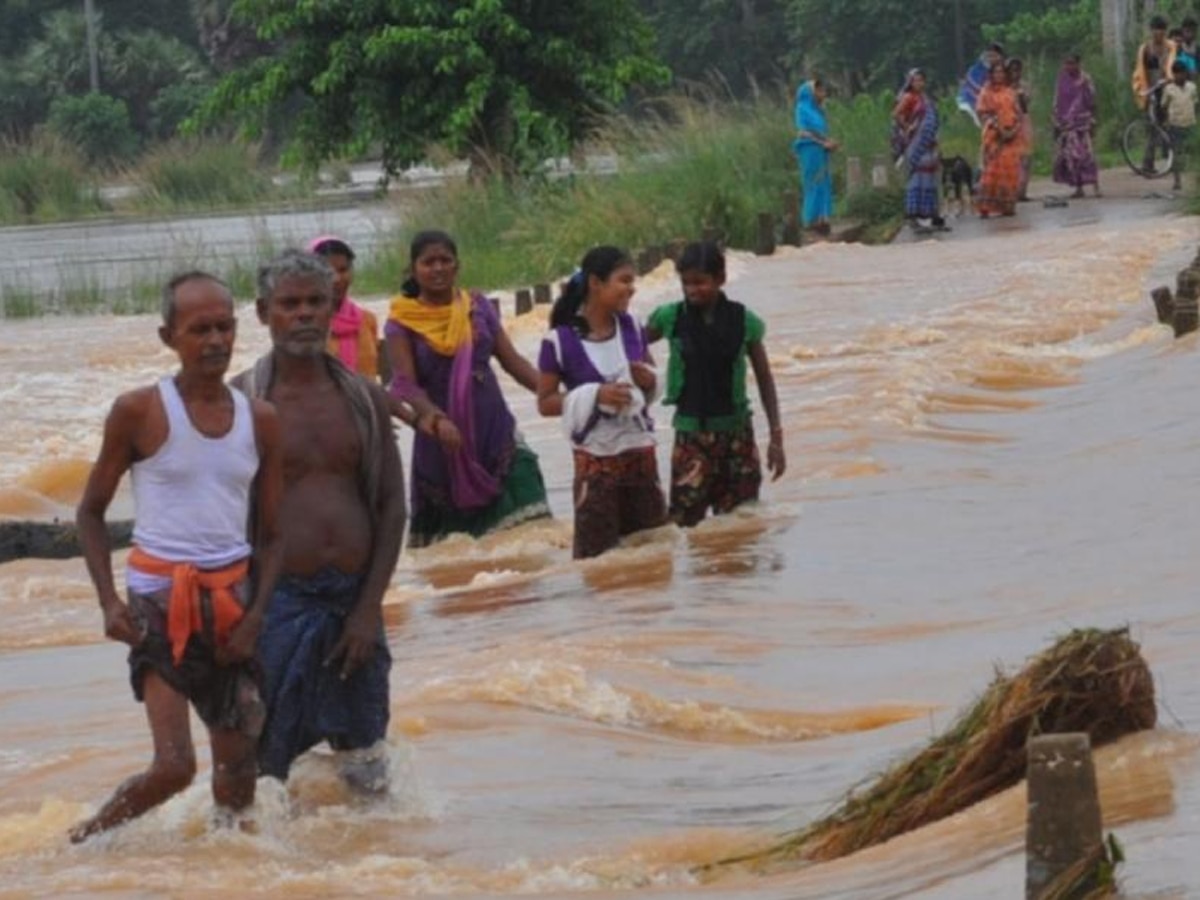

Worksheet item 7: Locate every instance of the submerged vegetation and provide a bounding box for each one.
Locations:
[703,627,1154,875]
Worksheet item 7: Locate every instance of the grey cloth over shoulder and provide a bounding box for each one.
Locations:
[232,352,386,518]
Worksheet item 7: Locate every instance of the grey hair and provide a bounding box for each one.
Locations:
[256,249,335,301]
[161,271,231,328]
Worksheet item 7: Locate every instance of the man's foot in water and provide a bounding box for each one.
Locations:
[338,745,391,798]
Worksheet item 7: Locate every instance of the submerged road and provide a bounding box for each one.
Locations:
[0,202,401,309]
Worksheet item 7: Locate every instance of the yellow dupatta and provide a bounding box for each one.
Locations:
[387,289,473,357]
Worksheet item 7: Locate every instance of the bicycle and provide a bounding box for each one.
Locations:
[1122,80,1175,178]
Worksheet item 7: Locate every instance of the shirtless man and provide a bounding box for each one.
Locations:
[233,250,404,789]
[72,272,284,842]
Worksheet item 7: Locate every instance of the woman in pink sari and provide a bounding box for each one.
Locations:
[976,62,1023,218]
[309,236,380,379]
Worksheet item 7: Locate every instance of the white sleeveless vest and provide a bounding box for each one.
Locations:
[127,377,257,594]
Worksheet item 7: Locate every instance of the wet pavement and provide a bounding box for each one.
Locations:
[892,168,1190,243]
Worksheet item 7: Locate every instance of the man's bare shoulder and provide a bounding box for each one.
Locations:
[110,385,159,421]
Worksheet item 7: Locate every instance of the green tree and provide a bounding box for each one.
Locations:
[195,0,669,176]
[984,0,1098,62]
[640,0,791,95]
[785,0,1087,93]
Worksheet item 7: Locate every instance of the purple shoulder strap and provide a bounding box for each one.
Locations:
[617,312,645,364]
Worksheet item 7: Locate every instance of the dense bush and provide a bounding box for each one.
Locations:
[47,92,139,165]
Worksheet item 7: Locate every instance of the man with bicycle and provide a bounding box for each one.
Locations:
[1133,16,1177,174]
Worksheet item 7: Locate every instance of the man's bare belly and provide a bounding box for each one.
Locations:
[279,473,372,576]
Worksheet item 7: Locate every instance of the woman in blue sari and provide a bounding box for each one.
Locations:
[793,79,838,235]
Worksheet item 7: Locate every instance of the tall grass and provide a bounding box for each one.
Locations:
[133,139,276,211]
[378,94,798,291]
[0,137,105,224]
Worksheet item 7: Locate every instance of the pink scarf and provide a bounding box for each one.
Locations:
[330,298,364,371]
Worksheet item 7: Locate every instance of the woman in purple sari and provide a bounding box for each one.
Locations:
[1053,54,1102,198]
[385,231,551,547]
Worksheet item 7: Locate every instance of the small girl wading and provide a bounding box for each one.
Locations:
[537,247,667,559]
[645,241,786,526]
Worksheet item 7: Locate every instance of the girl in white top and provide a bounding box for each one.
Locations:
[536,246,666,558]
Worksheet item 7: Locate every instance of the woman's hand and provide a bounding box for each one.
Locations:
[826,139,840,152]
[426,413,463,452]
[598,382,634,410]
[767,431,786,481]
[629,362,656,393]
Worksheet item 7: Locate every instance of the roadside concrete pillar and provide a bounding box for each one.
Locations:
[847,156,864,194]
[1025,733,1104,900]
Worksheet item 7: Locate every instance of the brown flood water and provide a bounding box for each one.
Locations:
[1,198,1199,898]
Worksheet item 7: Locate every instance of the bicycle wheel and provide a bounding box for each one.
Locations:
[1122,118,1175,178]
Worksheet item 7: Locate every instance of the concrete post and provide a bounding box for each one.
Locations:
[781,190,802,246]
[847,156,864,195]
[1176,266,1200,299]
[1174,297,1198,338]
[871,155,889,189]
[1025,733,1104,900]
[1173,270,1199,337]
[1151,286,1175,324]
[755,212,776,256]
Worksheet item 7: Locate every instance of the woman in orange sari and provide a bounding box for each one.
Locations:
[976,62,1023,218]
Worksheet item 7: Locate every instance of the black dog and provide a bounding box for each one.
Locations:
[940,155,976,216]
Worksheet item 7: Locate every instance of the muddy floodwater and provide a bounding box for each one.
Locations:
[1,192,1198,898]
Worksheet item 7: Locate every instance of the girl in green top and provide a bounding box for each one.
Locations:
[645,241,786,526]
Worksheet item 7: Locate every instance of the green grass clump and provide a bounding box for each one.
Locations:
[842,184,907,242]
[0,137,105,224]
[0,284,42,318]
[133,139,275,210]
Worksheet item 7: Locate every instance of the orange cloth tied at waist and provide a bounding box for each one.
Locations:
[128,547,249,665]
